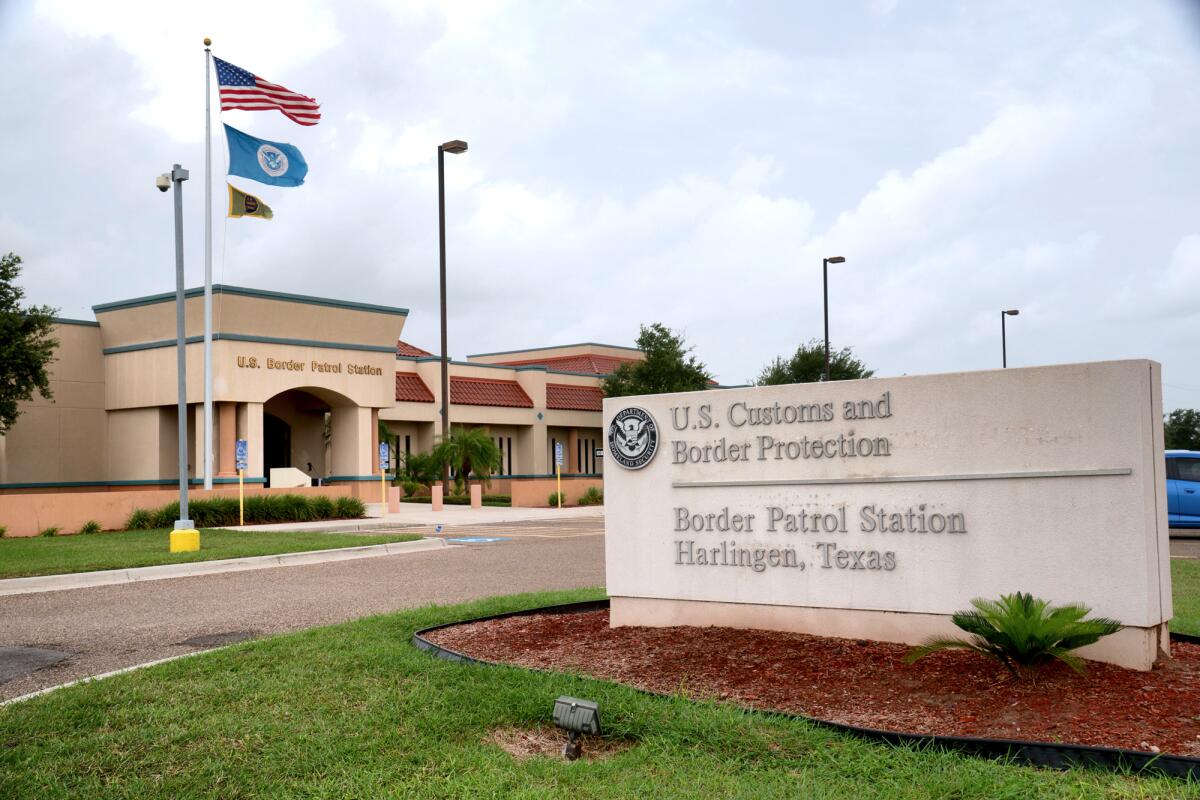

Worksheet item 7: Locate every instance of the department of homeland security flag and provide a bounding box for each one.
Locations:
[213,56,320,126]
[224,124,308,187]
[227,184,273,219]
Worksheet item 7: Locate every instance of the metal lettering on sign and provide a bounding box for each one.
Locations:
[379,442,389,471]
[608,407,659,470]
[235,439,248,471]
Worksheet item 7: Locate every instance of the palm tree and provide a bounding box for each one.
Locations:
[431,427,502,492]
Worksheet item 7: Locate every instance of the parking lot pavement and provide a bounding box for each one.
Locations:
[1170,533,1200,559]
[0,527,604,702]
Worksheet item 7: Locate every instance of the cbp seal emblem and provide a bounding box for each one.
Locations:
[257,145,289,177]
[608,407,658,470]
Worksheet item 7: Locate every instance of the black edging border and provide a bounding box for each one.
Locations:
[412,599,1200,781]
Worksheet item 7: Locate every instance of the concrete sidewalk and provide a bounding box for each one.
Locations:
[225,504,604,532]
[0,537,447,597]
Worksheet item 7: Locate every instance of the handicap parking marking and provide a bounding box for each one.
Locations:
[444,536,512,544]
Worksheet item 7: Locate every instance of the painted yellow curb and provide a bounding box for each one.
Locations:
[169,529,201,553]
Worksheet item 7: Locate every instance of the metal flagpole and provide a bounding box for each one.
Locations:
[203,38,214,491]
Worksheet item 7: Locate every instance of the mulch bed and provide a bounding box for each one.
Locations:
[425,609,1200,757]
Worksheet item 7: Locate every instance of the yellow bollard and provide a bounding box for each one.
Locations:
[170,529,200,552]
[238,468,245,526]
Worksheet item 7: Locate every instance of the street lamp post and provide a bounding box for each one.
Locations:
[1001,309,1020,368]
[822,256,846,381]
[437,139,468,487]
[157,164,200,552]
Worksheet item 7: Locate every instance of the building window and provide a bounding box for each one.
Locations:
[507,437,513,475]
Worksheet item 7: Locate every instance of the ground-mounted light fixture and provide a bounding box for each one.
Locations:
[553,695,601,761]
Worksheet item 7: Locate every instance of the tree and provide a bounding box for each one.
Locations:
[0,253,57,434]
[398,451,441,487]
[1165,409,1200,451]
[756,339,873,385]
[431,426,502,491]
[603,323,712,397]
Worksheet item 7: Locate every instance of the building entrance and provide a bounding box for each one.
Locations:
[263,413,291,485]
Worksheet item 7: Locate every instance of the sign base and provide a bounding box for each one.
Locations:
[610,596,1170,671]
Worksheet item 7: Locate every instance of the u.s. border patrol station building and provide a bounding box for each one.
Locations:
[0,285,634,507]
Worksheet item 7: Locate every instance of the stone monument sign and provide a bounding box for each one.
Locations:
[603,360,1170,670]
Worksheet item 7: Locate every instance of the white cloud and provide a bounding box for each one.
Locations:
[2,0,1199,411]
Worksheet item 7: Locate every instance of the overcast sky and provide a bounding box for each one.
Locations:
[2,1,1198,409]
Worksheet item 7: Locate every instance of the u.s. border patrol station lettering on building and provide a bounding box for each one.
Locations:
[603,360,1172,671]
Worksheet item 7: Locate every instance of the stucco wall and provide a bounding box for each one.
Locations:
[0,484,351,537]
[510,476,603,507]
[0,322,106,485]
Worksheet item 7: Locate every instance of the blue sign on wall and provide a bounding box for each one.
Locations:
[235,439,248,471]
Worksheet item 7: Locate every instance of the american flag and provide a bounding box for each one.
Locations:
[213,56,320,126]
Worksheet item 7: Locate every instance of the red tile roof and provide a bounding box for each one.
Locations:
[496,354,638,374]
[450,376,533,408]
[545,383,604,412]
[397,339,433,357]
[395,372,435,403]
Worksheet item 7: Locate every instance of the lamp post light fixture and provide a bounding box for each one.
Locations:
[158,164,200,553]
[1001,308,1020,368]
[822,256,846,382]
[437,139,468,487]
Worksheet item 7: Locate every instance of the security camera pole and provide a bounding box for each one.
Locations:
[164,164,200,552]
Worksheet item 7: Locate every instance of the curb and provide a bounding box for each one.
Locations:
[412,600,1200,782]
[0,649,223,707]
[0,537,447,597]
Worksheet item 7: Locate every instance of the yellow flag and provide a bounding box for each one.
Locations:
[227,183,273,220]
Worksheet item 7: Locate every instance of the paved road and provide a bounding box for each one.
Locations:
[0,518,605,702]
[1170,534,1200,559]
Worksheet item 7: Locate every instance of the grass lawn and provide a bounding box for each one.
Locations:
[0,528,423,579]
[3,588,1199,799]
[1171,557,1200,637]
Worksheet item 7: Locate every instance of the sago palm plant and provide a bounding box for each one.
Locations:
[432,426,502,489]
[904,592,1122,678]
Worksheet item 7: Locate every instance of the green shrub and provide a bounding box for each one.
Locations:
[277,494,313,523]
[334,496,366,519]
[125,493,365,530]
[187,498,240,527]
[401,481,420,497]
[578,486,603,506]
[310,495,336,520]
[0,525,7,538]
[78,520,103,535]
[125,508,154,530]
[150,501,179,529]
[242,495,269,523]
[904,591,1122,678]
[39,526,61,537]
[548,491,565,507]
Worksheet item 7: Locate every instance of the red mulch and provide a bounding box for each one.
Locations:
[425,610,1200,758]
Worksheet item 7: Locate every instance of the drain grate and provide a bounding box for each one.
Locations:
[0,646,73,684]
[178,631,256,648]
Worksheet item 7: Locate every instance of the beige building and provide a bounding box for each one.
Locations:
[0,284,641,497]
